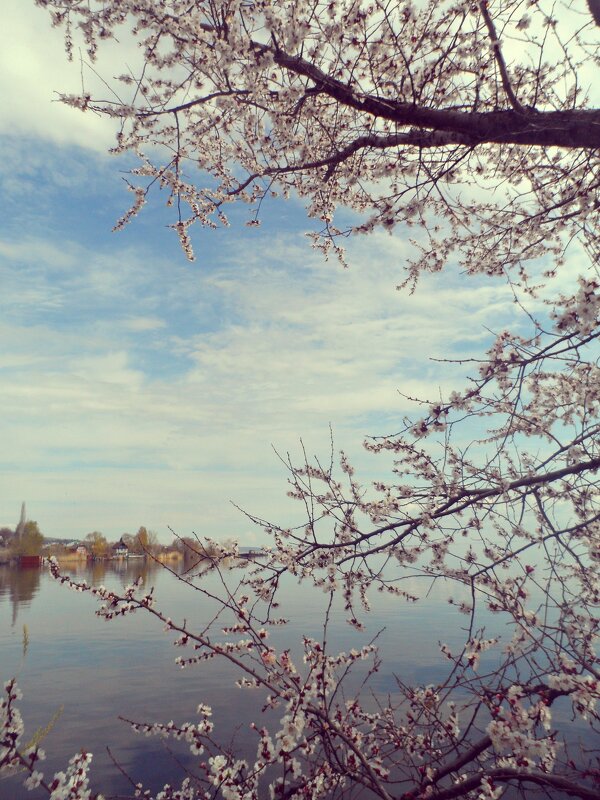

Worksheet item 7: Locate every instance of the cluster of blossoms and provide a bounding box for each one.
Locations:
[552,277,600,337]
[485,686,557,772]
[462,637,500,671]
[547,671,599,721]
[1,679,99,800]
[129,708,214,756]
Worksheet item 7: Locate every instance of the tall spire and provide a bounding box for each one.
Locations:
[16,502,26,539]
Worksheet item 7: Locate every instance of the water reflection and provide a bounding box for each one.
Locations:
[56,557,169,587]
[0,560,483,798]
[0,559,184,628]
[0,564,42,626]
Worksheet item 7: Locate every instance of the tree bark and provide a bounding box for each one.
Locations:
[273,48,600,150]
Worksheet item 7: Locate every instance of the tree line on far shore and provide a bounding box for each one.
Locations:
[0,523,162,559]
[0,521,236,563]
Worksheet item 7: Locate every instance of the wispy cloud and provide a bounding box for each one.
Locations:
[0,218,520,541]
[2,1,127,151]
[124,317,168,332]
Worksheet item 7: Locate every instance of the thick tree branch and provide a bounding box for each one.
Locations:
[427,769,600,800]
[588,0,600,26]
[269,46,600,149]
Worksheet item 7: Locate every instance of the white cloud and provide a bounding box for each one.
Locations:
[124,317,167,332]
[1,1,128,151]
[0,223,522,541]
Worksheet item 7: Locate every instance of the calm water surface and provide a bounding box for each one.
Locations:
[0,560,483,798]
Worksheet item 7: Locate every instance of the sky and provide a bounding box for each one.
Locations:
[0,2,526,543]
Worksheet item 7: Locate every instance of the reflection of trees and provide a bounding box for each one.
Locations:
[89,560,108,585]
[0,565,42,626]
[115,559,161,589]
[0,561,174,626]
[57,558,164,587]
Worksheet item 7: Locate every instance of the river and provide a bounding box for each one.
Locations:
[0,558,536,798]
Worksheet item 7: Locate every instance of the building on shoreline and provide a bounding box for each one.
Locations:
[112,538,129,558]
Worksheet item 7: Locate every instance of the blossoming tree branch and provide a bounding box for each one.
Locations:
[2,1,600,799]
